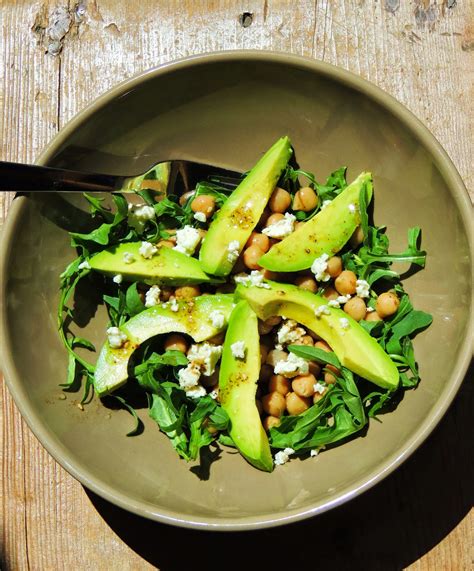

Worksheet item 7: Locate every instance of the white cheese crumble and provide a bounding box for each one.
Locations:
[173,225,201,256]
[274,353,309,378]
[262,212,296,239]
[209,310,225,329]
[313,381,326,394]
[233,270,271,289]
[78,260,91,270]
[139,241,158,259]
[315,304,331,318]
[339,317,350,330]
[366,306,375,313]
[169,297,179,312]
[230,341,246,360]
[128,203,156,232]
[274,447,295,466]
[277,319,306,346]
[187,342,223,376]
[123,252,135,264]
[177,365,201,389]
[193,211,207,223]
[310,446,325,457]
[145,285,161,308]
[113,274,123,284]
[328,299,340,308]
[311,253,331,282]
[356,279,370,298]
[320,200,332,211]
[209,389,219,400]
[185,385,207,399]
[106,327,128,349]
[348,203,357,213]
[328,294,352,308]
[227,240,241,264]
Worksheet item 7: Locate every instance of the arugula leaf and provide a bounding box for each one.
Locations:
[287,345,341,369]
[188,397,219,460]
[83,193,114,223]
[112,395,143,436]
[125,283,145,316]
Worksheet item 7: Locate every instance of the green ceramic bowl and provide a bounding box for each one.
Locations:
[0,52,472,530]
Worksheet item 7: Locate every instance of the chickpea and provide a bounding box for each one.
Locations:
[295,275,318,293]
[158,240,175,249]
[313,391,326,404]
[258,315,282,335]
[164,333,189,353]
[335,270,357,295]
[203,418,219,435]
[261,268,280,281]
[268,375,291,396]
[365,310,382,322]
[207,331,225,345]
[259,364,273,383]
[376,292,400,318]
[286,392,311,415]
[344,296,367,321]
[263,415,281,431]
[262,391,287,417]
[160,287,174,302]
[190,195,216,218]
[323,286,339,301]
[293,335,314,347]
[327,256,343,278]
[255,399,263,416]
[269,187,292,213]
[324,364,340,384]
[260,343,269,364]
[307,330,321,341]
[265,212,285,227]
[174,285,201,299]
[243,245,264,270]
[292,374,317,398]
[308,361,322,378]
[349,225,364,248]
[246,232,270,253]
[292,186,318,211]
[315,340,332,352]
[266,349,288,367]
[179,190,195,206]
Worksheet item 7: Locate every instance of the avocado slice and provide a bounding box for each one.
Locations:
[199,136,293,276]
[219,300,273,472]
[94,294,234,396]
[89,242,218,286]
[259,171,373,272]
[236,281,399,390]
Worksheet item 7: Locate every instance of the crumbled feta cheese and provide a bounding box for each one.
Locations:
[320,200,332,211]
[78,260,91,270]
[262,212,296,239]
[339,317,350,330]
[187,342,223,376]
[123,252,135,264]
[348,203,357,213]
[365,398,372,407]
[274,352,309,378]
[327,416,335,427]
[315,304,331,318]
[106,327,128,349]
[233,270,271,289]
[311,253,331,282]
[173,225,201,256]
[310,449,319,457]
[230,341,246,360]
[366,306,375,313]
[113,274,123,284]
[193,211,207,223]
[209,310,225,329]
[145,285,161,308]
[227,240,241,264]
[185,385,207,399]
[274,447,295,466]
[328,299,340,308]
[169,297,179,312]
[209,389,219,400]
[128,203,156,231]
[356,279,370,298]
[178,365,201,389]
[337,294,352,304]
[277,319,306,346]
[313,381,326,394]
[139,241,158,259]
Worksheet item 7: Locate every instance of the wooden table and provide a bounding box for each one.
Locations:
[1,2,472,569]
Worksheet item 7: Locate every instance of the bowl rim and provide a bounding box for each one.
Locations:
[1,50,472,531]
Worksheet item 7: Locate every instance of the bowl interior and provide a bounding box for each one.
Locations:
[1,54,471,528]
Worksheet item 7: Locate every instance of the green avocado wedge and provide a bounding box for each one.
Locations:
[259,171,373,272]
[235,281,399,391]
[89,242,219,286]
[94,294,234,396]
[219,300,273,472]
[199,136,293,277]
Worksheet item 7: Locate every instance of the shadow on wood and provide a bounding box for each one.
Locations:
[85,363,473,571]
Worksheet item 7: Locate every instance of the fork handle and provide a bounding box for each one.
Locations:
[0,160,120,192]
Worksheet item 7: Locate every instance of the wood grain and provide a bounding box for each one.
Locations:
[1,1,472,570]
